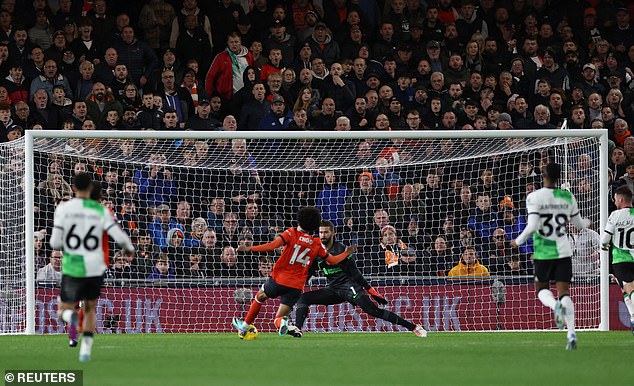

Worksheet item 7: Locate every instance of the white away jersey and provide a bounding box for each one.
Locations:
[51,198,132,277]
[603,208,634,264]
[525,188,581,260]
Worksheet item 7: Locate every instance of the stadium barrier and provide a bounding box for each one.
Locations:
[21,281,627,333]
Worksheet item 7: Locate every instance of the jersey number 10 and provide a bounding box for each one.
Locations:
[617,227,634,249]
[289,245,311,266]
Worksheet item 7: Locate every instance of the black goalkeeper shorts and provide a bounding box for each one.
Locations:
[262,278,301,307]
[613,262,634,284]
[534,257,572,283]
[59,275,103,303]
[328,282,367,304]
[297,282,368,307]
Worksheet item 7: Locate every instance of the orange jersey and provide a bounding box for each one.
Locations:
[102,231,110,266]
[102,207,115,266]
[271,228,328,290]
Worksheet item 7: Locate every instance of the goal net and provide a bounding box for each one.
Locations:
[2,130,608,334]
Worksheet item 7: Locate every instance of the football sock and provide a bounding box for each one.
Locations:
[274,316,284,329]
[78,309,84,333]
[625,293,634,319]
[537,289,557,310]
[79,333,94,357]
[381,310,416,331]
[244,298,262,325]
[61,309,75,324]
[358,296,416,330]
[560,295,576,338]
[295,303,308,330]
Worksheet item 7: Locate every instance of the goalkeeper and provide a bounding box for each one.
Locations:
[293,220,427,338]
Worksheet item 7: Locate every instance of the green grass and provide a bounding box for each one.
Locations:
[0,332,630,386]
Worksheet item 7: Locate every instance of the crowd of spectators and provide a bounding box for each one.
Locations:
[26,134,598,282]
[0,0,627,281]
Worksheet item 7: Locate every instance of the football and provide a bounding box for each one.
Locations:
[241,324,258,340]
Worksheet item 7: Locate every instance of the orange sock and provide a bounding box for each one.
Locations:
[274,316,283,328]
[244,299,262,325]
[78,309,84,333]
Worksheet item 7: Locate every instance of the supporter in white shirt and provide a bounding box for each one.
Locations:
[36,250,63,283]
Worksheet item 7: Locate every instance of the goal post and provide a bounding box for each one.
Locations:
[597,130,610,332]
[9,129,611,334]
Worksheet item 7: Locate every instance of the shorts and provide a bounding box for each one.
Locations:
[613,262,634,284]
[262,277,302,307]
[59,275,104,303]
[328,281,367,305]
[534,257,572,283]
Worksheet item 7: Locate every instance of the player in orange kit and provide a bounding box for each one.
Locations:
[232,207,355,338]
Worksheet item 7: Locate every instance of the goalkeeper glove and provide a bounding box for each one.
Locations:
[367,287,388,305]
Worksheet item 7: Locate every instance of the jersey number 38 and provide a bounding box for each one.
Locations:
[539,214,568,237]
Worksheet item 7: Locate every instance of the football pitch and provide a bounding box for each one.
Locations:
[0,331,630,386]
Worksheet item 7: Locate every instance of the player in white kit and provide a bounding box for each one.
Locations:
[601,185,634,334]
[511,163,591,350]
[50,173,134,362]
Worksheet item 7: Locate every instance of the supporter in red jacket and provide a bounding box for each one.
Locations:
[205,32,254,101]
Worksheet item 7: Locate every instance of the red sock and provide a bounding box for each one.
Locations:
[78,309,84,333]
[244,299,262,325]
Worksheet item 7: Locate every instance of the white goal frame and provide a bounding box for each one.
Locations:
[22,129,610,334]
